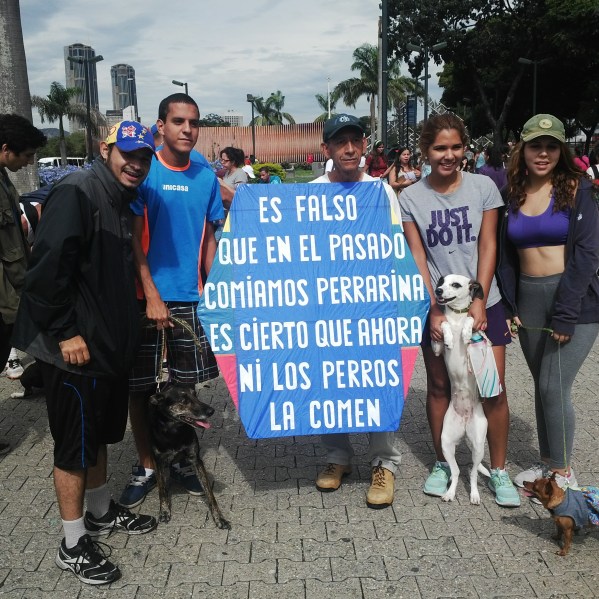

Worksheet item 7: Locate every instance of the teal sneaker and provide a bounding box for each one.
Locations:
[488,468,521,507]
[423,461,451,497]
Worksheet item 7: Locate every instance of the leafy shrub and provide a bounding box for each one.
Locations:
[251,162,286,182]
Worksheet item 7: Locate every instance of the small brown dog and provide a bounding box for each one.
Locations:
[524,475,599,556]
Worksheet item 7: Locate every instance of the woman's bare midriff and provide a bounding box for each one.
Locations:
[518,245,566,277]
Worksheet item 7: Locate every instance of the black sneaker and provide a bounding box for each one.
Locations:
[55,534,121,585]
[85,499,157,536]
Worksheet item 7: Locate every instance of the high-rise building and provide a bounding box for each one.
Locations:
[105,109,124,128]
[110,64,138,120]
[64,43,101,131]
[220,110,244,127]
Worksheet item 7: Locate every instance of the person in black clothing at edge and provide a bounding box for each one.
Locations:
[0,114,46,456]
[12,121,158,585]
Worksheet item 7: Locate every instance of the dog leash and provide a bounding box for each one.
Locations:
[142,315,209,392]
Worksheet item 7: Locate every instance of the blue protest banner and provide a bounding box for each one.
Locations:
[197,181,429,439]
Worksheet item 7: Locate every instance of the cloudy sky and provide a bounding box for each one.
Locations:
[20,0,442,130]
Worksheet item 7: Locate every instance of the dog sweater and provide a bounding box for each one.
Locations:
[550,487,599,528]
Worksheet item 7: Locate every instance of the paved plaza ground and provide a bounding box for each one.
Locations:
[2,338,599,598]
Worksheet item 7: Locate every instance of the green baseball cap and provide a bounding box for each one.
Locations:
[521,114,565,143]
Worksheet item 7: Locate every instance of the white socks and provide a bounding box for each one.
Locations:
[84,483,111,519]
[62,517,87,549]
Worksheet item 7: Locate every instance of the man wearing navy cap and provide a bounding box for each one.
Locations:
[12,121,157,585]
[311,114,403,509]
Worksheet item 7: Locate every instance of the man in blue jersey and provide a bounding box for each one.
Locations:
[120,94,224,508]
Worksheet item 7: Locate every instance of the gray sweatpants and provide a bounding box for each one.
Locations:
[518,273,599,470]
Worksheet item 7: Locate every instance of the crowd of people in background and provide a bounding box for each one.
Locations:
[1,102,599,585]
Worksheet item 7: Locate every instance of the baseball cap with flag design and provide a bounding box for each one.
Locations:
[105,121,155,154]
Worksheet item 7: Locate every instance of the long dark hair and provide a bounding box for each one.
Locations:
[485,146,504,170]
[392,146,412,171]
[506,140,583,212]
[370,140,384,156]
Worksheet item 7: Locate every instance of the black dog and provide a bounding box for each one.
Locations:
[148,385,230,529]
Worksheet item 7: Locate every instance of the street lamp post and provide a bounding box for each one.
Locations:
[406,41,447,121]
[67,54,104,163]
[127,77,137,121]
[518,57,550,115]
[172,79,188,95]
[379,0,389,149]
[246,94,257,162]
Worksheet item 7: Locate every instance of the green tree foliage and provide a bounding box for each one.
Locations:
[32,81,105,166]
[37,131,86,159]
[314,92,338,123]
[334,43,418,139]
[389,0,599,148]
[251,91,296,125]
[199,113,230,127]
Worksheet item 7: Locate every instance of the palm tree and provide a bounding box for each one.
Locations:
[334,43,417,141]
[251,91,296,125]
[32,81,105,166]
[314,92,338,123]
[0,0,38,192]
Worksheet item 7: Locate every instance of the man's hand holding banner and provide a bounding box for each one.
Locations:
[198,182,430,439]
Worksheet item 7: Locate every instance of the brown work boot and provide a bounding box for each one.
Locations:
[366,461,395,509]
[315,463,352,492]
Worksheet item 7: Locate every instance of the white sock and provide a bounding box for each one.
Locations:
[84,483,111,519]
[62,517,87,549]
[8,347,18,361]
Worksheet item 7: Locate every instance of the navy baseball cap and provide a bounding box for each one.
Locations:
[322,114,365,142]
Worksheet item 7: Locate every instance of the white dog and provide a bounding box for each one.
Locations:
[432,274,490,504]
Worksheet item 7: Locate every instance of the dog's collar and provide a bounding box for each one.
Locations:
[447,304,471,314]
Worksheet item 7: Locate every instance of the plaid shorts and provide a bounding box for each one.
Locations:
[129,301,219,392]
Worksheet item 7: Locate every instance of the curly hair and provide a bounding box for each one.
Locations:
[0,113,46,154]
[505,140,584,212]
[220,146,245,167]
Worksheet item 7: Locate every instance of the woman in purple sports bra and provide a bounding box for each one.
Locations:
[496,114,599,495]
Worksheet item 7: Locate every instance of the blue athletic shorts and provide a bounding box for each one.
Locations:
[40,362,128,471]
